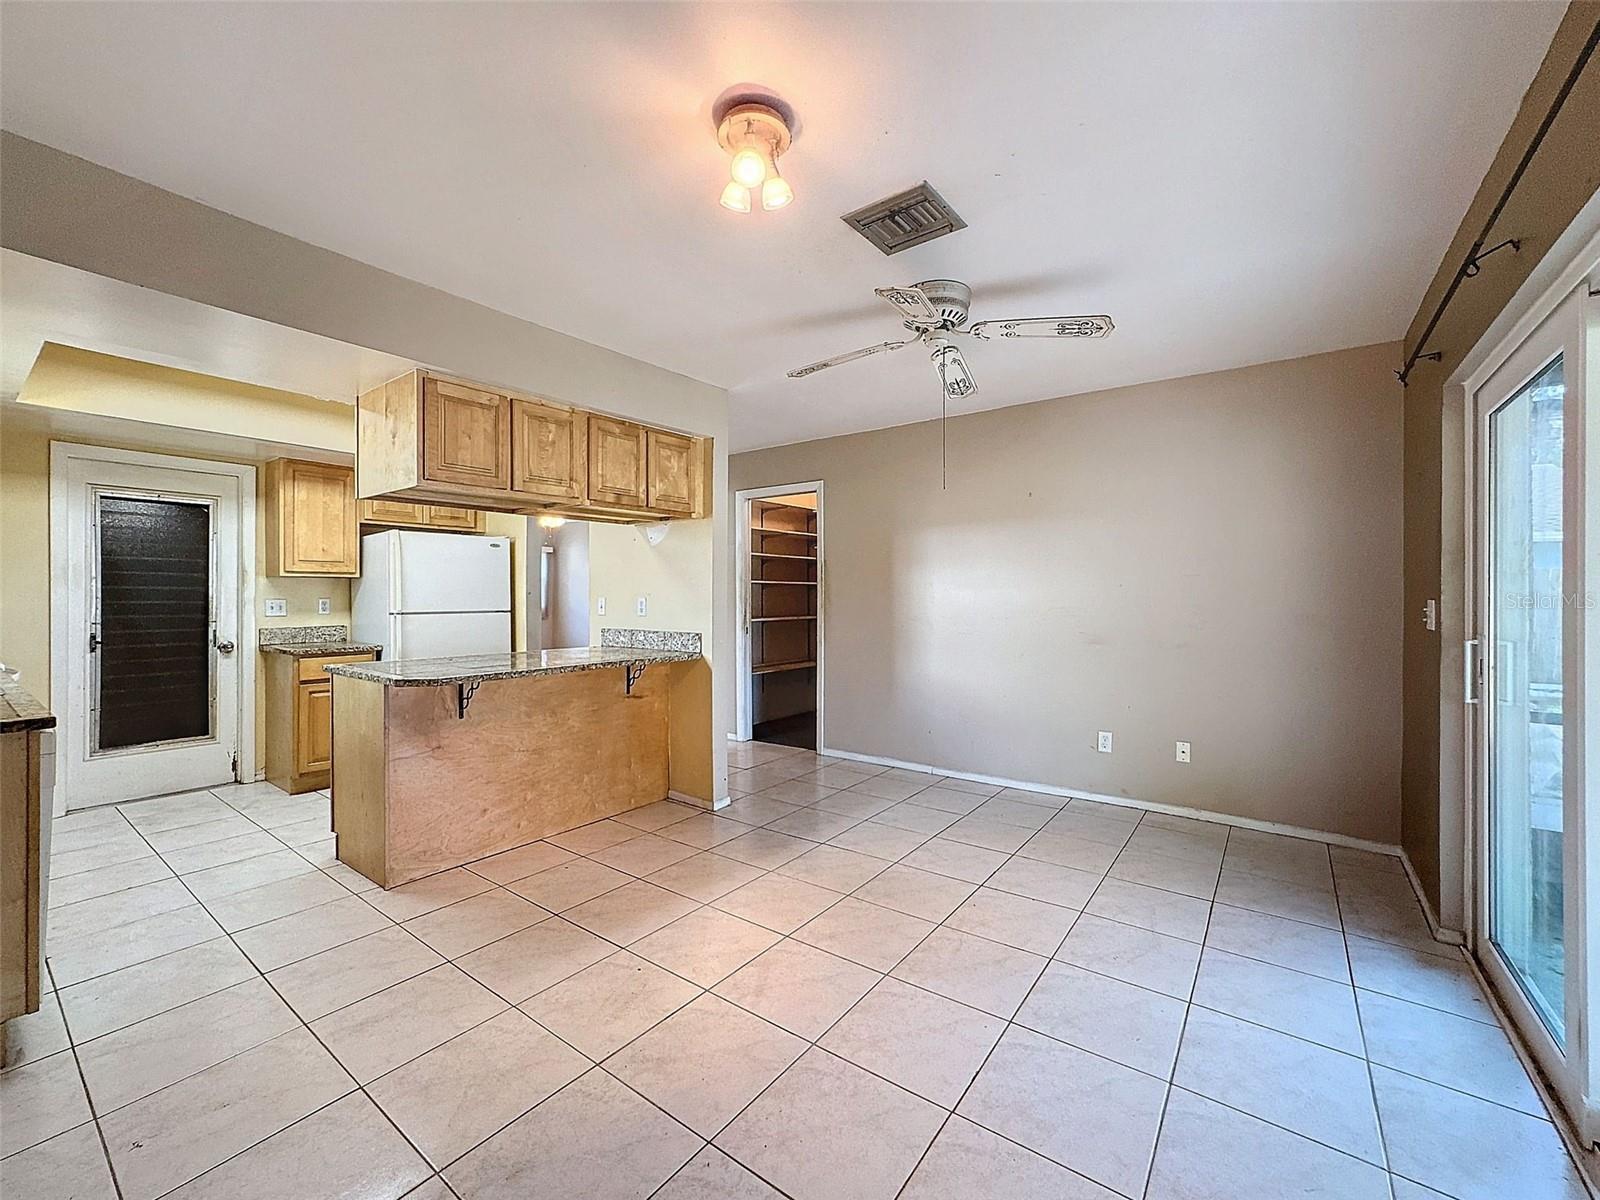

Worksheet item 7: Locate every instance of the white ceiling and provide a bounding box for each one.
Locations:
[0,2,1565,450]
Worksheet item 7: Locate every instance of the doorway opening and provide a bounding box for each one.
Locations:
[737,484,822,751]
[50,444,255,812]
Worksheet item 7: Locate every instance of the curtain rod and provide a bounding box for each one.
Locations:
[1398,17,1600,385]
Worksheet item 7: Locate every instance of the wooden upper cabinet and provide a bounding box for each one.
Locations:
[358,368,708,522]
[360,498,428,526]
[422,377,511,491]
[512,399,587,503]
[266,459,358,576]
[423,505,483,531]
[647,430,700,516]
[588,415,648,508]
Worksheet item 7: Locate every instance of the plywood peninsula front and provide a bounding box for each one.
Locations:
[326,648,699,887]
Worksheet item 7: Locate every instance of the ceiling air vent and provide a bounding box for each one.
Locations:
[841,182,967,256]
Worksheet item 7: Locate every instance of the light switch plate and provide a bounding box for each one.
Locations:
[264,598,287,617]
[317,598,332,615]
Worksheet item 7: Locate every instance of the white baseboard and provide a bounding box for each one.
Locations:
[1399,848,1466,945]
[819,745,1402,857]
[669,789,727,812]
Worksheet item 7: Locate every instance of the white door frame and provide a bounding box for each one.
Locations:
[49,443,257,814]
[1459,224,1600,1137]
[734,480,824,744]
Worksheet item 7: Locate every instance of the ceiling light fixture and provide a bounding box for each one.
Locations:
[715,97,795,214]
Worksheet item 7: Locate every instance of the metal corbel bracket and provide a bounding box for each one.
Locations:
[625,662,648,696]
[456,679,482,719]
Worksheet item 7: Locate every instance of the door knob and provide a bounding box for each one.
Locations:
[215,639,236,654]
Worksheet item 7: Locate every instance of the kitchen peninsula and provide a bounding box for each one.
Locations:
[327,643,701,887]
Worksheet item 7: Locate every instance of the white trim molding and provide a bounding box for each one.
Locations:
[819,744,1404,858]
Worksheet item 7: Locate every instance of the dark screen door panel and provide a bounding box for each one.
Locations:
[95,496,213,751]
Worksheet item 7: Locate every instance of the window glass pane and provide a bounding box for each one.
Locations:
[1488,353,1565,1042]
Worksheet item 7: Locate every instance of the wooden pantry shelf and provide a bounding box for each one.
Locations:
[752,552,815,561]
[752,659,816,675]
[754,529,817,539]
[752,579,818,586]
[750,615,816,622]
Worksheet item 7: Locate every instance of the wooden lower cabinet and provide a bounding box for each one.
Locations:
[265,652,375,793]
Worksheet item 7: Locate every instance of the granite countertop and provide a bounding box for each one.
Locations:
[325,646,699,686]
[0,675,56,733]
[260,642,384,658]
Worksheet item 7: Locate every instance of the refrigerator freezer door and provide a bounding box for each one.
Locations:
[391,612,512,660]
[395,531,512,614]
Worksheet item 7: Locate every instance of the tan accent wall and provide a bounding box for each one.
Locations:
[732,342,1404,843]
[1401,6,1600,924]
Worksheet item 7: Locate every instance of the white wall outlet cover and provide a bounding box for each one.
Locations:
[264,598,287,617]
[597,596,607,616]
[636,596,648,616]
[317,598,332,615]
[1096,731,1113,753]
[1176,741,1192,763]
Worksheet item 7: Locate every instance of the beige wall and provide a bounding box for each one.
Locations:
[1,135,730,803]
[1400,5,1600,925]
[732,342,1404,843]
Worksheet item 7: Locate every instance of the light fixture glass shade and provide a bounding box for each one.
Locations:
[729,147,768,188]
[761,173,794,211]
[719,181,752,213]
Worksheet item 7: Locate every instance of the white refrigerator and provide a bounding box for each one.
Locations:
[353,530,512,660]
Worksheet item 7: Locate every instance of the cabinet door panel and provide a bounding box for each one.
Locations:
[423,378,511,490]
[361,498,428,526]
[295,683,335,775]
[512,399,587,502]
[278,461,358,575]
[424,505,485,531]
[646,430,698,515]
[588,415,647,508]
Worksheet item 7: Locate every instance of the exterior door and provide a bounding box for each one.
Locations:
[59,451,246,808]
[1472,283,1588,1119]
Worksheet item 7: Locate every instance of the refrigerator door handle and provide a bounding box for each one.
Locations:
[391,536,403,614]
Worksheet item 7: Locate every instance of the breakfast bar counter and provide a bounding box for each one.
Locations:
[327,646,701,887]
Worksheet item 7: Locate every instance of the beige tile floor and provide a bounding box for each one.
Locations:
[1,740,1590,1199]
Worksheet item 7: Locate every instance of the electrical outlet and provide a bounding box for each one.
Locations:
[264,598,287,617]
[317,598,332,616]
[636,596,648,617]
[1176,741,1192,764]
[1096,731,1113,753]
[597,596,606,616]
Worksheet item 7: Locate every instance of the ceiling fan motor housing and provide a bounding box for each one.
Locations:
[910,279,971,330]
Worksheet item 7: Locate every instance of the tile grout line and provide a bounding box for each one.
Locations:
[33,754,1562,1199]
[1129,812,1222,1200]
[43,955,128,1200]
[79,787,453,1200]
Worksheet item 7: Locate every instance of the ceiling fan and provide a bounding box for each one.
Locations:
[786,279,1114,399]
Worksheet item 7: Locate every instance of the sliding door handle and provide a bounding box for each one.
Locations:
[1464,638,1482,705]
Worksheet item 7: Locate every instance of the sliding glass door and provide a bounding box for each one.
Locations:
[1472,280,1591,1122]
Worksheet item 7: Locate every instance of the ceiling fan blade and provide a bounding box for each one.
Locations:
[787,339,910,379]
[875,285,941,325]
[967,315,1115,340]
[932,341,977,400]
